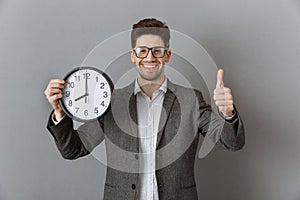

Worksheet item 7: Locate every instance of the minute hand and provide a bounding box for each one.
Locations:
[85,74,88,95]
[85,74,89,103]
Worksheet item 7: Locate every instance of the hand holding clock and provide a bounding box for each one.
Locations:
[44,79,66,122]
[44,76,90,122]
[45,67,113,122]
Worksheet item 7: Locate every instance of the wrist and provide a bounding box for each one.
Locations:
[225,112,234,118]
[54,109,65,122]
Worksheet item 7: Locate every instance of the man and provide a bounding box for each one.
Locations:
[44,18,245,200]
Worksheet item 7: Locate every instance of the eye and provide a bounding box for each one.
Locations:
[139,49,147,53]
[153,49,163,54]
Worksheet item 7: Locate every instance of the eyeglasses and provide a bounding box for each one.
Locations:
[133,46,168,58]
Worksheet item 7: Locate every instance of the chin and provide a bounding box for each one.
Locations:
[139,73,163,82]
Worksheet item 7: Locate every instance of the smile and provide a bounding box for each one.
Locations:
[141,63,160,70]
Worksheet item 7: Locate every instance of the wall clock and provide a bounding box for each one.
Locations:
[60,66,113,122]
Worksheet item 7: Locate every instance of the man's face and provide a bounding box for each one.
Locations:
[131,34,171,82]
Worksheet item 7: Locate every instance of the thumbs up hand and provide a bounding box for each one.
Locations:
[213,69,234,118]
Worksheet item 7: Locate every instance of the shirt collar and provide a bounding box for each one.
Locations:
[134,77,168,95]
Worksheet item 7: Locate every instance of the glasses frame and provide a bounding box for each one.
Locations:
[133,46,169,59]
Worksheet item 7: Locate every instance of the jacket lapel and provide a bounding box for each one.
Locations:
[126,82,139,153]
[156,81,176,149]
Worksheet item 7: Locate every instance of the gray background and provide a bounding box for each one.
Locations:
[0,0,300,199]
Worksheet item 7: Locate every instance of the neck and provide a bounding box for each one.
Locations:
[137,76,165,99]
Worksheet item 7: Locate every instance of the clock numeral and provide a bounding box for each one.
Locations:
[67,82,74,88]
[94,107,99,114]
[74,75,80,82]
[100,82,105,89]
[65,91,70,97]
[96,76,99,82]
[75,107,79,113]
[83,73,91,79]
[68,100,72,107]
[84,110,88,117]
[103,91,108,98]
[100,101,105,107]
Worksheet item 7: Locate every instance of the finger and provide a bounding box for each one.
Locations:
[48,88,63,96]
[214,87,231,95]
[48,93,63,108]
[50,79,65,84]
[213,94,233,101]
[216,69,224,88]
[47,79,65,89]
[48,93,63,101]
[45,87,62,94]
[45,80,64,95]
[49,82,65,89]
[215,100,234,106]
[44,88,63,98]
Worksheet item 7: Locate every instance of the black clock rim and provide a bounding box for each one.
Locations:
[59,65,114,122]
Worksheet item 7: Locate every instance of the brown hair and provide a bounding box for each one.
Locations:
[131,18,170,48]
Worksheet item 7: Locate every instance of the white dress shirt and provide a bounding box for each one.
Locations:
[134,78,167,200]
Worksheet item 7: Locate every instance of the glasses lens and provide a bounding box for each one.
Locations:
[152,47,165,58]
[135,47,149,58]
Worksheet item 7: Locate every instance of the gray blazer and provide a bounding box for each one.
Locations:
[47,80,245,200]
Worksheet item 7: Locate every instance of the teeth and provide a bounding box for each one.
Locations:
[142,64,157,69]
[144,65,155,68]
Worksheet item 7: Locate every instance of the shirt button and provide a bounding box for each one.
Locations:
[134,154,139,159]
[131,184,136,190]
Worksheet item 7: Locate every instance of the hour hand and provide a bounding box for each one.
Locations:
[75,93,88,101]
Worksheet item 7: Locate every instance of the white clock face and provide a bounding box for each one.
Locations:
[61,66,113,121]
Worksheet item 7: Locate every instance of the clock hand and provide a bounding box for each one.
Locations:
[85,75,89,103]
[85,94,88,104]
[85,73,88,95]
[75,93,88,101]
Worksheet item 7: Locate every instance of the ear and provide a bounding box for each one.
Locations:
[164,49,172,62]
[130,50,135,63]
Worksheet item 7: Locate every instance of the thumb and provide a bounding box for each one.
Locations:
[216,69,224,88]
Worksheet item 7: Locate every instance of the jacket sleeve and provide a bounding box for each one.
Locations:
[194,90,245,151]
[46,111,105,159]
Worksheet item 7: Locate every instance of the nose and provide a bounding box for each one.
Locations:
[144,50,156,61]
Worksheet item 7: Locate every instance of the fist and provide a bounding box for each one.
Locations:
[213,69,234,118]
[44,79,65,121]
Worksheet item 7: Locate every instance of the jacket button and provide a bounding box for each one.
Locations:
[134,154,139,159]
[131,184,136,190]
